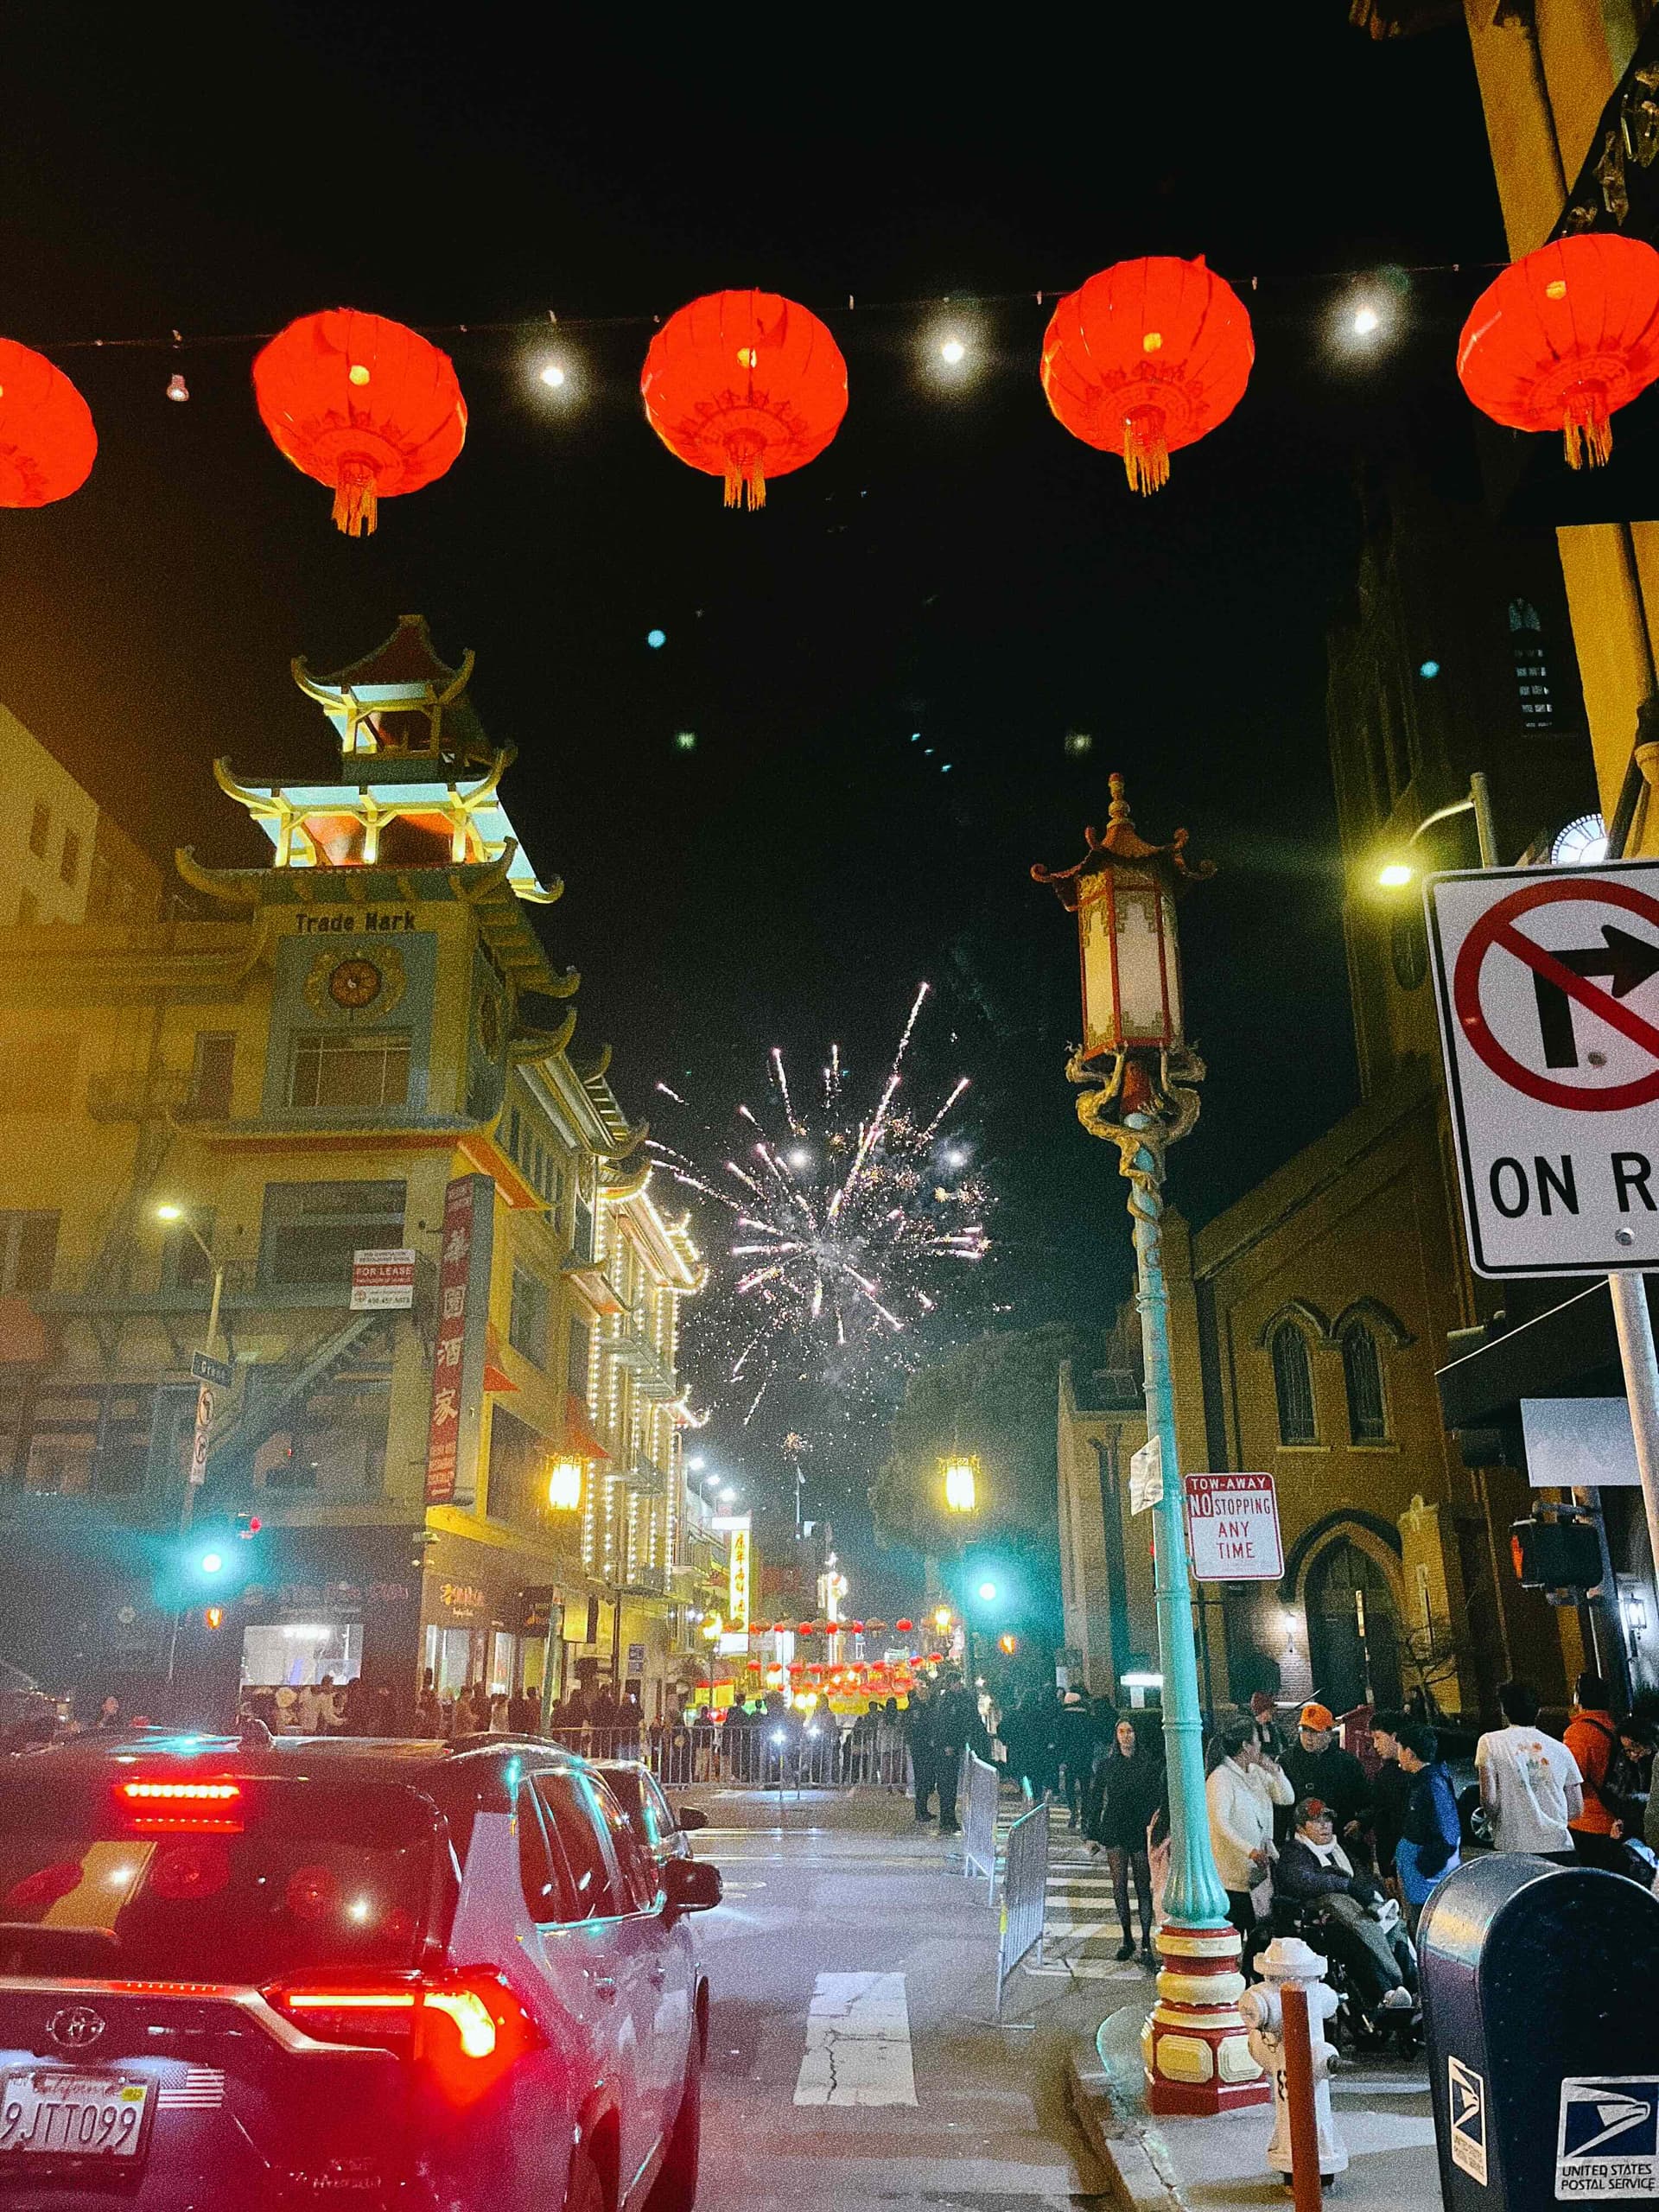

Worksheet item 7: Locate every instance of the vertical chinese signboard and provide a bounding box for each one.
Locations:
[425,1173,494,1507]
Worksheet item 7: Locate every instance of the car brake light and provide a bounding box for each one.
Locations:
[116,1780,244,1834]
[265,1974,538,2101]
[119,1783,241,1801]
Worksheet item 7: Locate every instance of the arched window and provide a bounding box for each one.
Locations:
[1340,1319,1388,1443]
[1508,597,1554,730]
[1271,1323,1317,1446]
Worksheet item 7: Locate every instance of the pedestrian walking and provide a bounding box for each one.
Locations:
[906,1680,938,1823]
[1565,1673,1624,1871]
[1080,1693,1120,1840]
[1366,1710,1413,1881]
[1394,1720,1460,1930]
[1091,1715,1165,1966]
[1205,1716,1293,1965]
[1475,1681,1583,1861]
[1056,1691,1095,1831]
[931,1669,987,1836]
[1281,1702,1370,1846]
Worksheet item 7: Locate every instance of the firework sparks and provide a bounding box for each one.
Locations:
[650,987,992,1428]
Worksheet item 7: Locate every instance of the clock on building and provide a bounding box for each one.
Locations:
[329,957,385,1009]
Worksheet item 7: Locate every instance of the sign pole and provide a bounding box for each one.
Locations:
[1610,1260,1659,1592]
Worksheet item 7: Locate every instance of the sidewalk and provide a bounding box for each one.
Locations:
[1067,1986,1440,2211]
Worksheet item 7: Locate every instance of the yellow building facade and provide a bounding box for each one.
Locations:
[0,620,709,1726]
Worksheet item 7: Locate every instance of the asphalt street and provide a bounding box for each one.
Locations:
[680,1789,1112,2212]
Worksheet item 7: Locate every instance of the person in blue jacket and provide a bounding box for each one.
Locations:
[1394,1719,1461,1929]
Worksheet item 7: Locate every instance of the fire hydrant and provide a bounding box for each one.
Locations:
[1239,1936,1348,2189]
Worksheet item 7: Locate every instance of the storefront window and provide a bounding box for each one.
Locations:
[423,1624,474,1695]
[241,1621,362,1690]
[490,1630,518,1696]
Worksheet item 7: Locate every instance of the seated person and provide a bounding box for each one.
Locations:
[1275,1796,1415,2021]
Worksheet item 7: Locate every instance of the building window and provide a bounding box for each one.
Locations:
[187,1032,235,1119]
[1509,599,1555,730]
[1271,1322,1317,1446]
[0,1211,58,1298]
[59,827,79,886]
[258,1180,407,1289]
[510,1265,550,1368]
[28,802,48,858]
[487,1406,546,1529]
[568,1318,590,1398]
[288,1029,410,1112]
[1340,1319,1389,1444]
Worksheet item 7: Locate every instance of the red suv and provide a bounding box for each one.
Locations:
[0,1732,719,2211]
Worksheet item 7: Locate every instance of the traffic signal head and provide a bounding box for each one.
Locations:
[976,1580,998,1604]
[998,1633,1019,1656]
[197,1550,225,1577]
[1510,1516,1603,1593]
[204,1605,226,1630]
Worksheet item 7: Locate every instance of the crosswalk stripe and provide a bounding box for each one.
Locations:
[793,1971,917,2108]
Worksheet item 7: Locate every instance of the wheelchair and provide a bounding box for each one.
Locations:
[1268,1890,1422,2058]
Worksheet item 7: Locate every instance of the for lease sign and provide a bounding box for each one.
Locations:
[1185,1473,1284,1581]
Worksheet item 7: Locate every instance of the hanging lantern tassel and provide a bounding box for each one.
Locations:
[1563,387,1613,470]
[1122,406,1170,495]
[333,456,379,537]
[723,444,766,511]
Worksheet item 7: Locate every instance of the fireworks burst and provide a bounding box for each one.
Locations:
[651,983,993,1429]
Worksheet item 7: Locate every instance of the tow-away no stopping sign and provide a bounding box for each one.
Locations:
[1427,861,1659,1275]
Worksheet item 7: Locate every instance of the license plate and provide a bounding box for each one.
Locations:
[0,2070,149,2158]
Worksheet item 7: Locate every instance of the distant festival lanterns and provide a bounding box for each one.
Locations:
[1040,255,1254,494]
[640,289,848,510]
[1457,233,1659,469]
[0,340,97,507]
[253,308,467,535]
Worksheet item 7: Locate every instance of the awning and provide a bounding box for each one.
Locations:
[564,1392,609,1463]
[1436,1278,1659,1431]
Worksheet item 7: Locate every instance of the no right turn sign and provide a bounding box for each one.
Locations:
[1427,861,1659,1276]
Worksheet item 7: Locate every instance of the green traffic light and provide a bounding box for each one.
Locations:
[199,1551,224,1575]
[977,1580,998,1602]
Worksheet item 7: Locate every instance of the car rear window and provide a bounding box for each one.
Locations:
[0,1772,441,1982]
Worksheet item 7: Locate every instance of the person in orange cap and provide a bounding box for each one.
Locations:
[1281,1700,1371,1844]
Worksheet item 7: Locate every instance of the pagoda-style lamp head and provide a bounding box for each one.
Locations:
[547,1455,585,1512]
[942,1456,978,1514]
[1033,772,1210,1063]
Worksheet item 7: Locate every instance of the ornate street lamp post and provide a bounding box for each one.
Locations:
[1035,773,1267,2116]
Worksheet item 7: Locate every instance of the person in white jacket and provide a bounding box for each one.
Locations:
[1205,1716,1295,1957]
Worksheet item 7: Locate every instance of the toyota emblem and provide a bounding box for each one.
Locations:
[46,2005,106,2053]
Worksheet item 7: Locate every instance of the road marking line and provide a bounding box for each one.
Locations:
[793,1971,918,2107]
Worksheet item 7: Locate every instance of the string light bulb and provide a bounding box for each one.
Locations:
[166,372,189,403]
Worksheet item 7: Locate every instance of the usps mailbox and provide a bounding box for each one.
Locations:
[1420,1856,1659,2209]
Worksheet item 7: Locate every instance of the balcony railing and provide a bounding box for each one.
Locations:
[607,1316,679,1402]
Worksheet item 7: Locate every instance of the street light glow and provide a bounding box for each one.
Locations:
[1352,303,1381,337]
[940,336,966,365]
[943,1458,977,1513]
[155,1203,182,1222]
[1377,861,1414,888]
[976,1579,997,1602]
[538,360,567,388]
[719,1484,736,1502]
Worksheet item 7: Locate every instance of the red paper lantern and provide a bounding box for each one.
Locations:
[253,308,467,536]
[640,289,848,510]
[0,340,96,507]
[895,1618,914,1635]
[1457,234,1659,470]
[850,1620,866,1635]
[770,1621,789,1635]
[1040,255,1254,495]
[798,1621,816,1637]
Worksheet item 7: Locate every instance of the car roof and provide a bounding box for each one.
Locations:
[15,1732,587,1804]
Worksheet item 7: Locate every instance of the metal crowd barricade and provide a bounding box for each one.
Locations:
[995,1798,1050,2018]
[532,1713,918,1794]
[959,1747,1000,1898]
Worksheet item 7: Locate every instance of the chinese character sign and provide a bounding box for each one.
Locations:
[424,1174,495,1506]
[728,1526,751,1632]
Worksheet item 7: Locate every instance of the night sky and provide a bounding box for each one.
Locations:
[0,14,1511,1586]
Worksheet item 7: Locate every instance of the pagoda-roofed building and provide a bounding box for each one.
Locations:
[212,613,555,900]
[0,616,711,1738]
